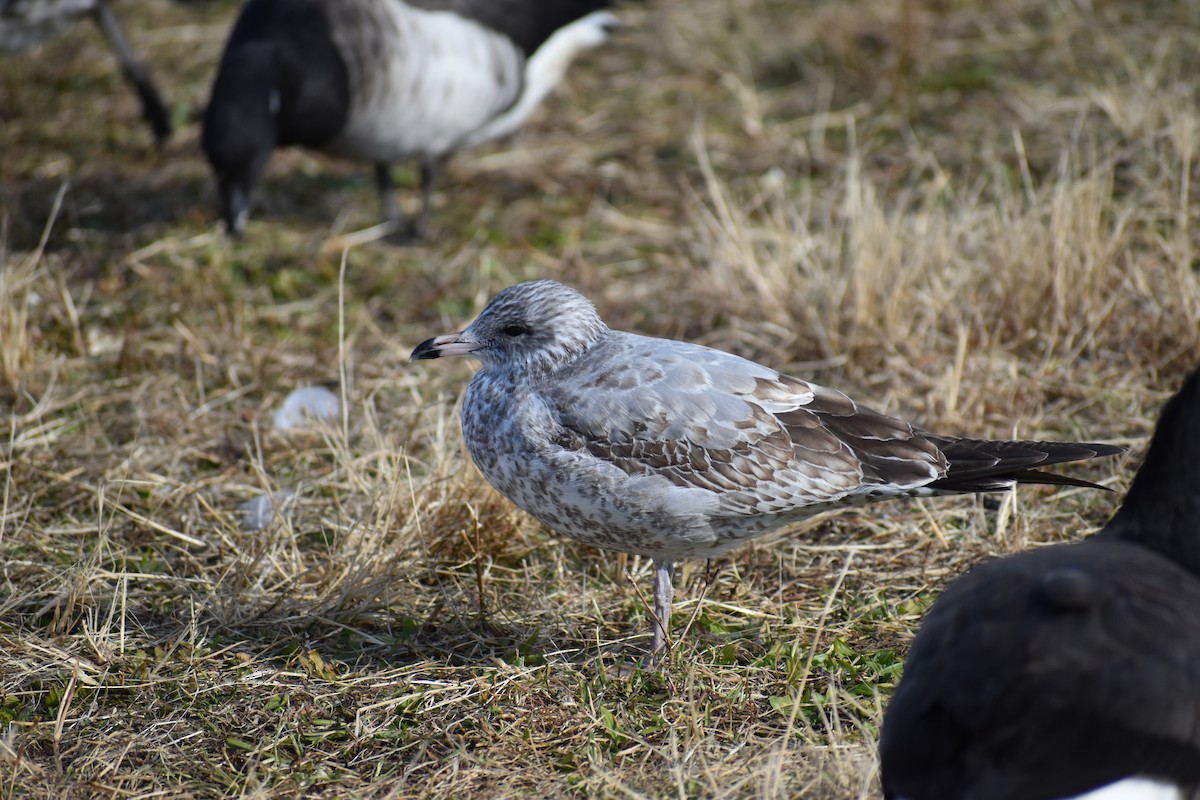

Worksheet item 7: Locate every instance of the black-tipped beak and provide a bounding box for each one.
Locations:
[410,333,481,362]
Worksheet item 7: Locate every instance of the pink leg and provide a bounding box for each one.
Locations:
[650,560,675,657]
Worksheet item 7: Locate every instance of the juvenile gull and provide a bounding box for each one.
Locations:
[410,280,1123,657]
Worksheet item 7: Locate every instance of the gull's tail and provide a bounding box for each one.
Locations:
[926,437,1125,493]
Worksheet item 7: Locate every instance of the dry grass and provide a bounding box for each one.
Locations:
[2,0,1199,796]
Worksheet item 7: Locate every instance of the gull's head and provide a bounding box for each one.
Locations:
[410,280,608,375]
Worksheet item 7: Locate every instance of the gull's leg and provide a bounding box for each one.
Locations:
[649,560,676,659]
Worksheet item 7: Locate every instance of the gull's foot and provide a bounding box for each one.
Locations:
[604,642,669,678]
[606,659,641,679]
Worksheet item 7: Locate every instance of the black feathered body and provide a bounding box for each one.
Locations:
[881,542,1200,800]
[881,366,1200,800]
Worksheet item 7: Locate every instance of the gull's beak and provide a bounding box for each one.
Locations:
[410,333,481,361]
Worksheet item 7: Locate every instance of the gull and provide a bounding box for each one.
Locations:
[880,365,1200,800]
[410,280,1123,658]
[202,0,618,239]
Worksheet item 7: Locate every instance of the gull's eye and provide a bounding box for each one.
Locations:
[501,324,532,337]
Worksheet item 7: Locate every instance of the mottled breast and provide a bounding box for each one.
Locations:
[461,369,723,560]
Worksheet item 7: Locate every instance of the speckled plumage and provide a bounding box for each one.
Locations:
[411,280,1123,656]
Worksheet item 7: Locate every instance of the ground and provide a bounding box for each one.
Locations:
[1,0,1198,797]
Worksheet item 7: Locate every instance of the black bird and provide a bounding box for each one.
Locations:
[880,367,1200,800]
[201,0,618,240]
[1,0,172,144]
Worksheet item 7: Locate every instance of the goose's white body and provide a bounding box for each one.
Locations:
[324,5,525,162]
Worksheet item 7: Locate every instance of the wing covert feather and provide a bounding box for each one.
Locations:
[545,333,946,509]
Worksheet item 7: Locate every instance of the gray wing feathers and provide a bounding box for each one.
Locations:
[548,335,948,511]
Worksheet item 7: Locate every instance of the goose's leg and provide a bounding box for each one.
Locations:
[375,162,403,225]
[92,1,171,144]
[413,155,443,241]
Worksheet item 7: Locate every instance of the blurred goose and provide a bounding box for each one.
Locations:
[201,0,618,239]
[1,0,172,143]
[880,366,1200,800]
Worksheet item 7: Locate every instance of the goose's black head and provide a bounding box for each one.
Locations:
[201,46,282,236]
[201,0,350,236]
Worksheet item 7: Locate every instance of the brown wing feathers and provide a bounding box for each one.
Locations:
[791,384,948,486]
[797,383,1120,492]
